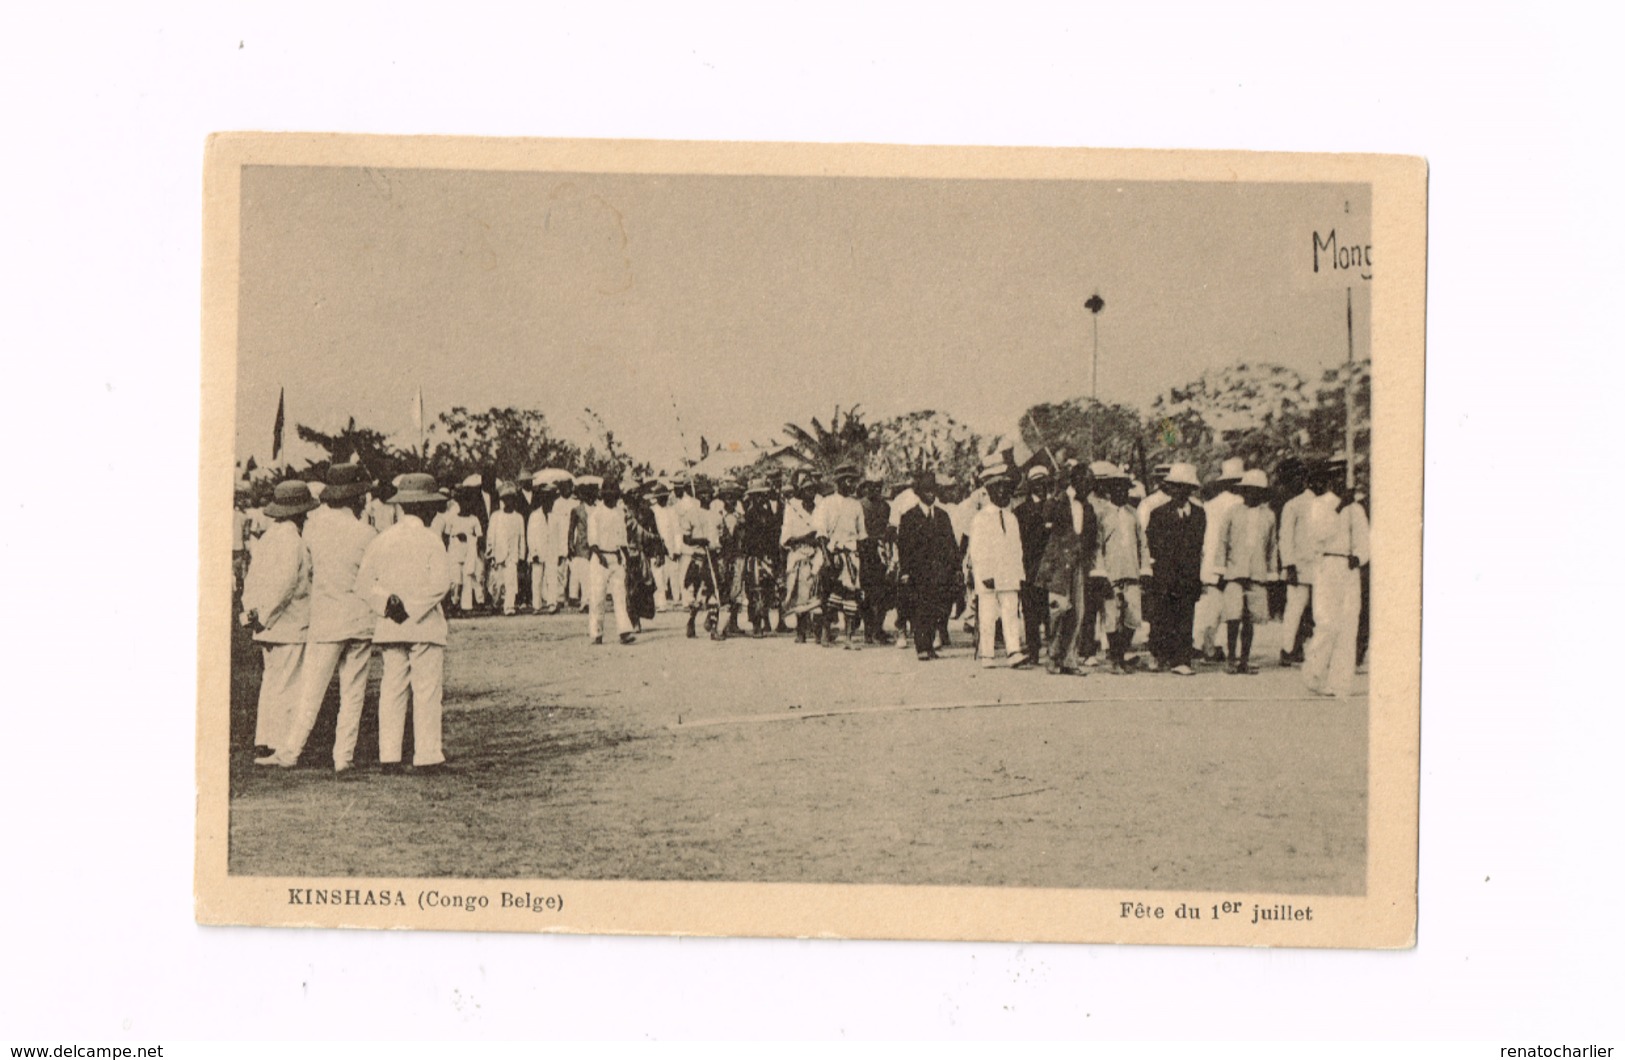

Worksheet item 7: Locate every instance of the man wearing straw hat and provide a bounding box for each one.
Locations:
[585,475,637,645]
[241,480,316,758]
[817,462,869,648]
[354,473,453,772]
[487,481,526,616]
[648,479,682,612]
[1034,460,1097,676]
[1217,468,1281,675]
[967,457,1025,667]
[1194,456,1247,664]
[526,471,561,613]
[1145,462,1206,675]
[1094,464,1153,674]
[1301,458,1370,697]
[258,463,377,769]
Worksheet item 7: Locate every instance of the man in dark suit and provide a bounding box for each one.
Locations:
[1014,465,1054,667]
[1035,461,1098,674]
[1144,462,1206,675]
[897,471,962,661]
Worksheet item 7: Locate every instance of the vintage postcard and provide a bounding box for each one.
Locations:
[198,134,1424,947]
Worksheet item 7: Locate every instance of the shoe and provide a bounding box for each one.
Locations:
[620,633,636,645]
[686,616,697,639]
[591,635,603,645]
[1205,648,1228,665]
[1144,658,1162,673]
[1011,654,1036,670]
[1108,662,1125,675]
[1171,665,1195,676]
[775,621,791,634]
[254,752,293,768]
[1081,656,1099,668]
[1279,651,1295,668]
[1225,661,1240,674]
[252,745,277,759]
[1238,663,1260,675]
[413,762,446,774]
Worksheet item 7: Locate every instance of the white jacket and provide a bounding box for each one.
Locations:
[968,503,1025,591]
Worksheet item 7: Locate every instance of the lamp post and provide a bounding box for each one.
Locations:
[1084,292,1105,458]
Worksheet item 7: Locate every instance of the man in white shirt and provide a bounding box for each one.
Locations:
[680,477,724,639]
[542,474,576,610]
[259,463,378,770]
[240,480,315,757]
[779,472,824,643]
[1194,457,1246,664]
[487,483,526,616]
[968,460,1025,667]
[1275,458,1320,667]
[354,473,453,771]
[526,473,560,613]
[816,463,868,648]
[1302,460,1371,697]
[649,481,683,611]
[586,477,636,645]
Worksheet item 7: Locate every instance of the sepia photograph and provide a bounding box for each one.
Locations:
[197,135,1424,946]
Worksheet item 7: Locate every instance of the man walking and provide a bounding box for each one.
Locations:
[968,460,1025,667]
[1276,457,1319,666]
[585,476,636,645]
[487,483,526,616]
[526,472,561,613]
[1015,465,1054,667]
[1217,468,1281,674]
[258,464,377,770]
[1302,460,1370,697]
[1034,461,1097,675]
[896,471,961,661]
[1195,457,1245,663]
[1095,466,1152,675]
[1145,462,1206,675]
[817,463,868,648]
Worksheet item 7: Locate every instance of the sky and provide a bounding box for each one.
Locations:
[235,165,1371,471]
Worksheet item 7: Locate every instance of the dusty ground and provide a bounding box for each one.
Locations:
[227,609,1367,893]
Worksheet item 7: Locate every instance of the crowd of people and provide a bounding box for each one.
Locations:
[232,452,1371,773]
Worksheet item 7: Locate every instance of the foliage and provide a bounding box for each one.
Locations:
[1148,362,1313,478]
[781,406,873,477]
[862,409,984,484]
[1018,398,1153,478]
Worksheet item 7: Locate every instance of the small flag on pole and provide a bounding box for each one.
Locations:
[271,387,286,469]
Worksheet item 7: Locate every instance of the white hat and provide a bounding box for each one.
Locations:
[1026,464,1051,480]
[460,473,484,488]
[1164,462,1201,488]
[978,455,1011,482]
[1240,469,1269,489]
[575,475,603,489]
[1089,460,1122,479]
[1218,457,1246,482]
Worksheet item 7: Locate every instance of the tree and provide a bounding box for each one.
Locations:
[1302,358,1372,475]
[868,409,985,485]
[294,417,412,485]
[781,405,872,477]
[1018,398,1152,478]
[1148,362,1312,475]
[426,407,583,487]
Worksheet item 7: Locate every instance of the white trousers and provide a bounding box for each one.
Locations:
[1193,583,1224,651]
[588,559,632,639]
[1282,583,1313,651]
[1303,559,1362,696]
[254,642,304,748]
[531,556,558,609]
[566,557,588,604]
[378,643,445,766]
[657,556,684,608]
[975,589,1023,666]
[491,559,519,613]
[275,639,371,767]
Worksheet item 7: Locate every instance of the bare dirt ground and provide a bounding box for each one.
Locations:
[226,609,1367,893]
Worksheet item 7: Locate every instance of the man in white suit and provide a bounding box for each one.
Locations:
[240,480,316,757]
[968,458,1025,668]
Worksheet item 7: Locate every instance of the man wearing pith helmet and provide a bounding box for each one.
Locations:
[1217,468,1281,675]
[259,463,378,770]
[240,480,316,758]
[968,457,1025,667]
[354,473,453,773]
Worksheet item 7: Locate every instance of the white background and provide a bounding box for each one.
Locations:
[2,1,1619,1041]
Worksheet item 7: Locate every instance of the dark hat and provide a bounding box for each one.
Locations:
[323,463,374,502]
[265,481,320,519]
[392,473,448,506]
